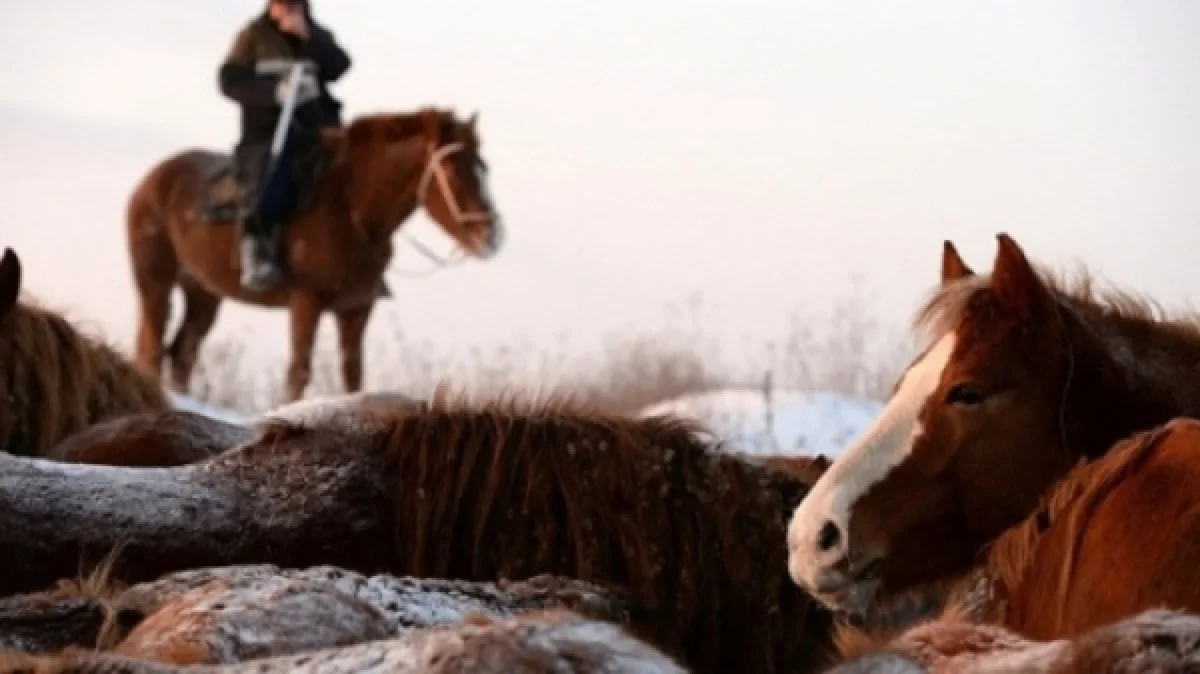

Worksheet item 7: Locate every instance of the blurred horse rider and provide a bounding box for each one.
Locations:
[219,0,351,291]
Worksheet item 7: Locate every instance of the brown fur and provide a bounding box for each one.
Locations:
[0,249,166,458]
[0,564,630,665]
[984,418,1200,640]
[45,410,252,467]
[0,610,687,673]
[0,394,834,674]
[761,454,832,485]
[823,608,1200,673]
[127,107,502,403]
[374,392,833,673]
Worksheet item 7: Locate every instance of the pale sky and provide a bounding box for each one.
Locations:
[1,1,1199,367]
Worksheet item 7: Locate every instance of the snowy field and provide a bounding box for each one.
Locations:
[168,386,882,461]
[638,389,881,458]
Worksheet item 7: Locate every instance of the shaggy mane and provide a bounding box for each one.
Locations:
[914,264,1200,347]
[0,299,166,457]
[362,390,832,674]
[984,422,1176,618]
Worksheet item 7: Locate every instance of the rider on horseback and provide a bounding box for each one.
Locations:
[218,0,351,291]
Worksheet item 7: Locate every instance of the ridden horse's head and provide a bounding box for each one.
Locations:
[0,248,19,322]
[335,108,505,260]
[413,109,504,259]
[787,234,1082,620]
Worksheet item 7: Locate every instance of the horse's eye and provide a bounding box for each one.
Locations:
[945,384,987,406]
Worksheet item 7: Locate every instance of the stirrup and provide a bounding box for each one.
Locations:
[239,238,284,291]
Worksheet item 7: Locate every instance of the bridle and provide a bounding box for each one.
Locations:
[393,141,495,275]
[416,141,494,231]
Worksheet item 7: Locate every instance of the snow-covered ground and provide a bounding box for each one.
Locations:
[166,390,250,426]
[638,389,881,458]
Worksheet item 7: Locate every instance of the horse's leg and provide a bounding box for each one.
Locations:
[284,294,321,403]
[134,286,171,381]
[128,196,179,380]
[166,277,222,393]
[335,304,374,394]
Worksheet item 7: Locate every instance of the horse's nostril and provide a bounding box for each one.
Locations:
[817,520,841,553]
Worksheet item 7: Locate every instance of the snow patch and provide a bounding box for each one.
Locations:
[166,390,249,426]
[638,389,882,458]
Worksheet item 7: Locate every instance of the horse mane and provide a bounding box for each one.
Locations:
[0,298,166,457]
[359,389,831,673]
[984,422,1176,613]
[914,264,1200,347]
[342,107,470,149]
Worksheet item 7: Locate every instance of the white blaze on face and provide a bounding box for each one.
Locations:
[786,333,957,596]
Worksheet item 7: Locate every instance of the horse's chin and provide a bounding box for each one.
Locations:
[813,578,882,625]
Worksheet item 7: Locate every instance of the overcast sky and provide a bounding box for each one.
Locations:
[1,1,1198,366]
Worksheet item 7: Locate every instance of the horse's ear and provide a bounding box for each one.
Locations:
[0,247,21,320]
[990,233,1046,320]
[941,241,974,284]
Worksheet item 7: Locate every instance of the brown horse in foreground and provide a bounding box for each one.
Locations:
[0,610,686,674]
[0,564,629,663]
[826,607,1200,673]
[127,107,504,403]
[0,394,834,674]
[44,409,252,467]
[788,234,1200,625]
[984,418,1200,640]
[0,248,167,458]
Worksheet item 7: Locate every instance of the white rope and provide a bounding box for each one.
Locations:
[386,141,486,278]
[416,142,493,227]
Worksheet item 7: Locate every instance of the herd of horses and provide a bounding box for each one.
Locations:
[3,108,1200,670]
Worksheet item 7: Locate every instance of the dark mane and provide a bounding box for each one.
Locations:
[362,391,833,674]
[914,265,1200,347]
[0,298,166,457]
[984,422,1176,623]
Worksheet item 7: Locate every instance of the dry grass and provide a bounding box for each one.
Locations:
[184,283,913,416]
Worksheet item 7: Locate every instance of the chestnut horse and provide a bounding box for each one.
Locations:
[788,234,1200,623]
[44,409,252,467]
[0,248,167,458]
[126,107,504,403]
[984,418,1200,640]
[0,610,687,674]
[827,607,1200,673]
[0,563,628,662]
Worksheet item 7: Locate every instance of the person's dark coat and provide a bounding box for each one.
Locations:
[218,4,351,219]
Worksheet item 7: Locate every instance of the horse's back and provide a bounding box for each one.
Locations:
[45,409,253,467]
[132,148,229,202]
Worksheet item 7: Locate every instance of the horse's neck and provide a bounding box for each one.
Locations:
[1066,306,1200,458]
[345,140,426,240]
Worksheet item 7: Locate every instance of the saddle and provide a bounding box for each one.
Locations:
[194,138,332,226]
[191,147,394,299]
[195,161,247,224]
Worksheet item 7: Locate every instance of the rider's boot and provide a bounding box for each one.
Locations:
[239,216,285,292]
